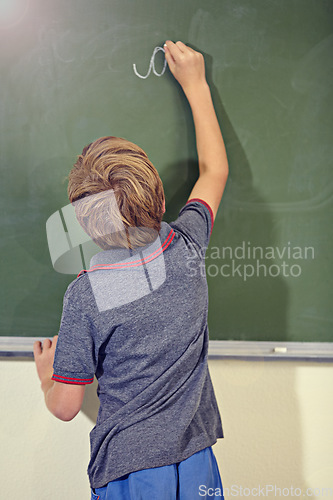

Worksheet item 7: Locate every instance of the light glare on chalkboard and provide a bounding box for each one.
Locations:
[0,0,29,29]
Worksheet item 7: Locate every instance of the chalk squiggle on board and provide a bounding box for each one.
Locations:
[133,46,167,79]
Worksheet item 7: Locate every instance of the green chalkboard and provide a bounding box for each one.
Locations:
[0,0,332,341]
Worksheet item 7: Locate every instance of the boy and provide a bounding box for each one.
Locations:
[34,40,229,499]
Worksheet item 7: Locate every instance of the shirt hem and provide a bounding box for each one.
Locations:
[52,373,94,385]
[88,435,223,489]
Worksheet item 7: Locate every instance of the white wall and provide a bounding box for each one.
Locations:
[0,357,332,500]
[210,359,333,499]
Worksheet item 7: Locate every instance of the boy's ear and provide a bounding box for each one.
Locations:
[162,200,166,214]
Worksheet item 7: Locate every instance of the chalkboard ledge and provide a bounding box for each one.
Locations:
[208,340,333,361]
[0,337,333,362]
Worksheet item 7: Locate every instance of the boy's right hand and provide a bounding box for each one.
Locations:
[164,41,207,98]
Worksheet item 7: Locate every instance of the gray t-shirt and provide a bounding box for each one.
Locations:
[52,198,224,489]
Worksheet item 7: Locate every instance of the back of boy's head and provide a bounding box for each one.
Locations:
[67,136,165,250]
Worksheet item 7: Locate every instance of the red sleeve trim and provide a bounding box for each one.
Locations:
[186,198,214,235]
[52,374,94,385]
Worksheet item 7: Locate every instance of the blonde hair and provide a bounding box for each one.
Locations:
[67,136,165,250]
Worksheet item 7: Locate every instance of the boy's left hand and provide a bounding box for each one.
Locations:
[33,335,58,389]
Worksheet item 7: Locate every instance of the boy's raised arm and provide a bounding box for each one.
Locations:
[164,41,229,221]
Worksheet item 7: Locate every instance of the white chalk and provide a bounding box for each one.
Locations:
[273,346,288,353]
[133,46,167,79]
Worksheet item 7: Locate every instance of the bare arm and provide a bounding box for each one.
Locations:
[164,41,229,220]
[34,336,85,421]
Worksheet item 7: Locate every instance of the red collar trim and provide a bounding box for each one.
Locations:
[77,229,175,278]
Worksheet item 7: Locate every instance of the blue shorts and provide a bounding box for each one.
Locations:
[90,446,224,500]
